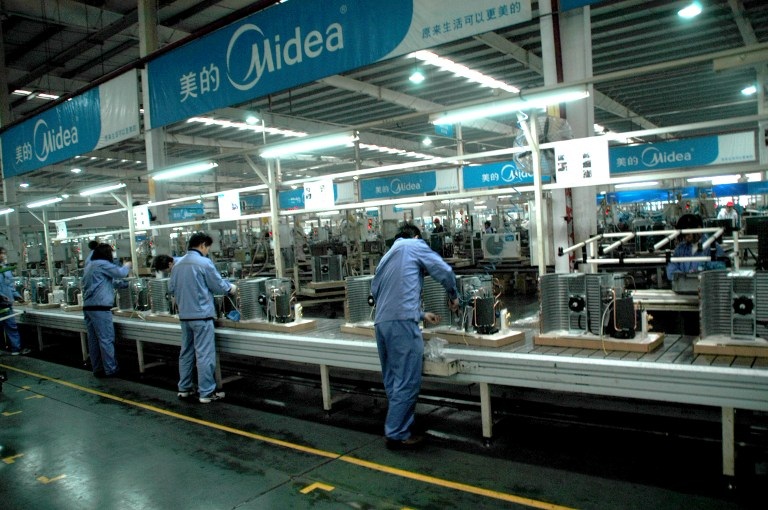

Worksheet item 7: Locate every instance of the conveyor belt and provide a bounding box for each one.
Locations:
[16,305,768,477]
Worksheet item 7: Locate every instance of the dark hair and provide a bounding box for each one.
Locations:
[484,220,492,227]
[88,240,99,250]
[676,214,703,230]
[0,246,5,254]
[395,223,421,240]
[91,243,114,262]
[152,254,174,272]
[188,232,213,250]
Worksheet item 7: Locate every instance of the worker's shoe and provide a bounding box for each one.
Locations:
[199,391,225,404]
[385,434,425,451]
[177,389,195,400]
[11,348,31,356]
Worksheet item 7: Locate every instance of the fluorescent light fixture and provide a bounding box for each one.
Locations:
[152,162,218,181]
[245,114,260,125]
[27,197,63,208]
[260,132,356,159]
[686,174,740,184]
[79,182,126,196]
[614,181,659,189]
[741,85,757,96]
[19,182,30,188]
[422,137,432,146]
[409,71,425,84]
[61,194,70,199]
[678,2,702,19]
[409,50,519,93]
[431,85,589,125]
[71,168,82,174]
[0,208,15,215]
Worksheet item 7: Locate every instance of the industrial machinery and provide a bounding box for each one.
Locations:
[345,275,375,324]
[481,233,521,259]
[238,277,270,321]
[311,255,344,282]
[700,270,768,340]
[149,278,174,315]
[540,272,635,339]
[423,274,499,334]
[117,278,151,312]
[60,276,82,306]
[265,278,293,323]
[13,276,27,299]
[29,277,53,304]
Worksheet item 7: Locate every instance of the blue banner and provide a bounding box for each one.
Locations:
[241,194,265,210]
[279,185,339,210]
[147,0,532,128]
[1,71,139,177]
[169,204,205,221]
[360,171,437,200]
[610,132,755,175]
[560,0,604,11]
[463,160,538,189]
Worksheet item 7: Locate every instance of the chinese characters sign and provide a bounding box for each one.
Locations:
[551,137,610,188]
[147,0,531,129]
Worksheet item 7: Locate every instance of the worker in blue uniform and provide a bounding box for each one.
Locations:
[84,239,99,266]
[0,247,27,355]
[82,243,131,376]
[666,213,725,281]
[371,223,459,450]
[169,233,237,404]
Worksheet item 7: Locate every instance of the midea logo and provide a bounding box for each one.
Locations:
[500,164,531,182]
[390,178,421,195]
[33,119,79,162]
[641,146,693,167]
[226,21,345,91]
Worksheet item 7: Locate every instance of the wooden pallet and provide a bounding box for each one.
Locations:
[216,318,317,333]
[694,336,768,358]
[534,331,664,353]
[32,302,61,309]
[340,322,525,348]
[61,304,83,312]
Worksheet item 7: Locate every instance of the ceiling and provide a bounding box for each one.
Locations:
[2,0,767,222]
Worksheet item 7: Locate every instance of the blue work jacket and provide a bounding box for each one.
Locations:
[83,259,131,307]
[168,249,232,320]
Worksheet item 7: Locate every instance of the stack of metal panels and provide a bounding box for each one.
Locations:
[239,277,269,320]
[149,278,171,315]
[345,275,374,324]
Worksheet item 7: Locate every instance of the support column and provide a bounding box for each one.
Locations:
[139,0,170,255]
[722,406,736,477]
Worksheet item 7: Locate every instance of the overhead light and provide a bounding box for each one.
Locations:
[430,85,589,125]
[409,71,425,84]
[61,194,70,199]
[71,168,82,174]
[678,2,702,19]
[409,50,519,93]
[245,114,260,125]
[151,162,218,181]
[260,132,356,159]
[79,182,126,196]
[27,197,63,208]
[19,183,30,188]
[0,208,15,215]
[614,181,659,189]
[742,85,758,96]
[422,137,432,146]
[686,174,740,183]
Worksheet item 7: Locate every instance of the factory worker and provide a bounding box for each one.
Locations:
[371,223,459,450]
[151,254,176,277]
[666,213,725,281]
[0,247,28,355]
[82,243,131,377]
[169,232,237,404]
[716,201,739,228]
[432,218,445,233]
[483,220,495,234]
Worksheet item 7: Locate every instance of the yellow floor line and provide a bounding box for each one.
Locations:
[0,362,574,510]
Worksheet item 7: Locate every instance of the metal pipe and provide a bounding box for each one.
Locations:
[603,232,635,254]
[560,234,603,255]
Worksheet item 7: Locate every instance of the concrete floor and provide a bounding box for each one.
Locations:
[0,351,762,510]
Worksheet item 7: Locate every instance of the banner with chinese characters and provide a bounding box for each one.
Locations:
[463,160,551,189]
[610,132,756,175]
[217,190,242,220]
[304,178,335,211]
[1,70,139,177]
[147,0,532,128]
[550,136,610,188]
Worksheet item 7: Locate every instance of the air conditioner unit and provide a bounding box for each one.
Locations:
[312,255,344,282]
[700,269,768,340]
[482,233,521,259]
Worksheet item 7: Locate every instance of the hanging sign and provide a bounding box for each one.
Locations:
[304,178,336,211]
[550,137,610,188]
[217,190,242,220]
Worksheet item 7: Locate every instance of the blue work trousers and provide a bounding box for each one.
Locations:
[178,320,217,397]
[1,307,21,352]
[375,320,424,441]
[84,310,119,375]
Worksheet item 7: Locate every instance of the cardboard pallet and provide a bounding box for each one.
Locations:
[694,336,768,358]
[534,331,664,353]
[215,318,317,333]
[423,358,459,376]
[340,322,525,348]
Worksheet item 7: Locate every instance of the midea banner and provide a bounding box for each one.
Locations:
[1,70,140,177]
[147,0,532,129]
[610,132,756,175]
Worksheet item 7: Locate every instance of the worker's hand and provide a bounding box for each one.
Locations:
[228,283,238,296]
[424,312,441,325]
[448,298,459,313]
